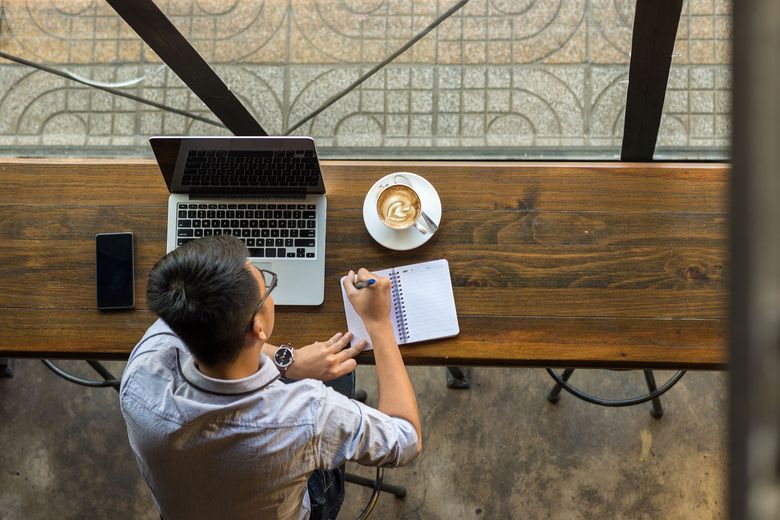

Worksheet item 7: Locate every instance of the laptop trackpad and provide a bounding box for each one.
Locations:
[251,261,273,271]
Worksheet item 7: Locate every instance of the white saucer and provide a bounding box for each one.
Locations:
[363,172,442,251]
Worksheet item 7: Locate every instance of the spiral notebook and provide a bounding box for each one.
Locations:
[340,259,459,349]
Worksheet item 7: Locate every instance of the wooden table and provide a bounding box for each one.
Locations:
[0,159,727,370]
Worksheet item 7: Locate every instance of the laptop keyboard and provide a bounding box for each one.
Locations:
[181,150,320,188]
[176,202,318,259]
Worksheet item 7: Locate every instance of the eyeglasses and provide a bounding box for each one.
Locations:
[245,267,277,332]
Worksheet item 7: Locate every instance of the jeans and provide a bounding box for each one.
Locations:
[307,371,355,520]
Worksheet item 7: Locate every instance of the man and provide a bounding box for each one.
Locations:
[120,235,421,519]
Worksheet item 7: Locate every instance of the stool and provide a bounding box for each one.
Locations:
[545,368,687,419]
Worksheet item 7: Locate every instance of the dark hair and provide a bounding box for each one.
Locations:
[146,235,259,365]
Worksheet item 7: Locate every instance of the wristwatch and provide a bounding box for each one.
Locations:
[273,344,295,378]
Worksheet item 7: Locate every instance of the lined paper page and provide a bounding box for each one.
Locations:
[395,259,459,343]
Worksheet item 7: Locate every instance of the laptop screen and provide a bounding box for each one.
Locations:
[150,136,326,197]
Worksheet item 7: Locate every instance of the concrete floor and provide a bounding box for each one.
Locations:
[0,360,726,519]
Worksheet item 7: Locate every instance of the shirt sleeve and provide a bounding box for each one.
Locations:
[121,319,184,393]
[313,385,419,470]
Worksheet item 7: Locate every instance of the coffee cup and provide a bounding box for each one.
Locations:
[375,174,438,235]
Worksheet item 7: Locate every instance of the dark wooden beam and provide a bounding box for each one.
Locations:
[621,0,683,161]
[106,0,267,136]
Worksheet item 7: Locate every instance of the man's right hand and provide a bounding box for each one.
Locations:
[343,269,392,329]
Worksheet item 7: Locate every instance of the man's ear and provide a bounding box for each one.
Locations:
[247,314,268,344]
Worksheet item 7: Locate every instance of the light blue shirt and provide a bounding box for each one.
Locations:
[120,320,418,520]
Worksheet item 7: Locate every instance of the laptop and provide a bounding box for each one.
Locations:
[150,136,327,305]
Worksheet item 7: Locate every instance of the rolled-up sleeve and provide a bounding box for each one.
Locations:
[314,386,418,470]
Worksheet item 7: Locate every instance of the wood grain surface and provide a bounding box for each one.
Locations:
[0,159,728,368]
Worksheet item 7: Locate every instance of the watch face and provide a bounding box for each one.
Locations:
[275,347,293,367]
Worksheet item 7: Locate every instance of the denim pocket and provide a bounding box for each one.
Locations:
[307,465,346,520]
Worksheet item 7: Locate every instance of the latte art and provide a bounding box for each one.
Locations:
[386,200,415,222]
[377,185,421,229]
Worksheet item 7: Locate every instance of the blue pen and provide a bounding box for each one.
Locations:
[354,278,376,289]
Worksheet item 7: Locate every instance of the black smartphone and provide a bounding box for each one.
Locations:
[96,232,135,310]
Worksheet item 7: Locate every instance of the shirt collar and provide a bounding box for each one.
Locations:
[178,350,280,396]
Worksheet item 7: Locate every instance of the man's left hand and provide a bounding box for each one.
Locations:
[285,332,367,381]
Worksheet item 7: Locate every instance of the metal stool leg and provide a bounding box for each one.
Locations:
[547,368,575,403]
[643,370,664,419]
[0,358,13,378]
[446,366,472,389]
[345,472,407,498]
[86,360,120,391]
[354,389,368,402]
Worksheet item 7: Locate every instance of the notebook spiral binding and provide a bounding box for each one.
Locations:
[389,269,409,343]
